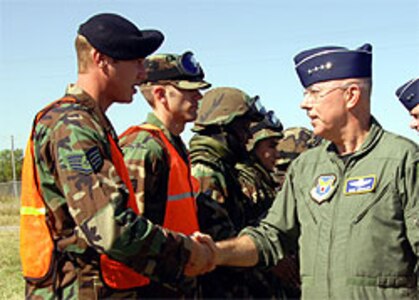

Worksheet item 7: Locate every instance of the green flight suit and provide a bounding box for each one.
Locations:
[242,118,419,299]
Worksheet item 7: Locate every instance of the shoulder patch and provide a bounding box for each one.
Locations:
[344,174,376,195]
[86,146,104,173]
[67,154,93,175]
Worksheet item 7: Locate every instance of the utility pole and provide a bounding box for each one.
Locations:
[11,135,18,199]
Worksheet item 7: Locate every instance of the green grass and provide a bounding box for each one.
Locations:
[0,196,20,226]
[0,196,24,299]
[0,231,24,299]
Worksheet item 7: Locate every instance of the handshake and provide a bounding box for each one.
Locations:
[184,232,218,277]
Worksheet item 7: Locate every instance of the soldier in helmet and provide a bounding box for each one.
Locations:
[119,51,212,297]
[235,111,291,299]
[274,127,322,188]
[237,110,284,224]
[189,87,268,298]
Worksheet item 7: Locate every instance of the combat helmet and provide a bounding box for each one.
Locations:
[246,111,284,152]
[276,127,322,167]
[193,87,265,131]
[141,51,211,90]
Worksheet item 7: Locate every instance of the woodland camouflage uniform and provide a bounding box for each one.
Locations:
[118,52,211,298]
[273,127,323,188]
[190,87,282,298]
[26,85,193,299]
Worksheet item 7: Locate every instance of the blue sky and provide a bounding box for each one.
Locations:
[0,0,418,151]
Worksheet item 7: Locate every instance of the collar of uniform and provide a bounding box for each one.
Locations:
[325,116,384,159]
[145,112,180,145]
[65,84,115,136]
[189,134,236,164]
[145,112,189,161]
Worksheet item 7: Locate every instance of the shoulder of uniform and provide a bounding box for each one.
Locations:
[381,130,418,151]
[121,128,168,162]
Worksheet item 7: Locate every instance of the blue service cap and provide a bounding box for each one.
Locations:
[395,78,419,111]
[294,43,372,88]
[78,13,164,60]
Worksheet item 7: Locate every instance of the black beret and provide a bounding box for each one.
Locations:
[294,43,372,88]
[78,13,164,60]
[396,78,419,111]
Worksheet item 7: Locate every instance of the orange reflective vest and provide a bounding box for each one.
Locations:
[19,97,149,288]
[120,124,200,234]
[101,124,201,289]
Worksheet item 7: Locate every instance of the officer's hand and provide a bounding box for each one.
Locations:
[184,232,216,276]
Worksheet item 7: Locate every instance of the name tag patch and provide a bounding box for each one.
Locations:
[310,174,337,204]
[344,175,376,195]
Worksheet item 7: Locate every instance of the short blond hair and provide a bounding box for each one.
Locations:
[140,85,155,107]
[75,35,93,73]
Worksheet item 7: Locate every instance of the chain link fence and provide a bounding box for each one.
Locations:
[0,181,21,199]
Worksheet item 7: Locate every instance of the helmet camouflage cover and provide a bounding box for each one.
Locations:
[246,112,284,152]
[276,127,322,166]
[141,51,211,90]
[193,87,264,131]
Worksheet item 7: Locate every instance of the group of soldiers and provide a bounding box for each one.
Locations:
[19,12,418,300]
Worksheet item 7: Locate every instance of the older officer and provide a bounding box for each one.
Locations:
[20,13,214,299]
[396,78,419,132]
[208,43,419,299]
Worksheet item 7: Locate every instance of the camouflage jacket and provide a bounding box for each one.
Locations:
[190,134,281,299]
[189,134,245,236]
[119,113,189,225]
[27,85,192,299]
[235,158,278,226]
[119,113,196,298]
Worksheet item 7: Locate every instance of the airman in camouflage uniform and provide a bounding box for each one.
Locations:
[235,111,291,299]
[274,127,322,188]
[237,111,284,223]
[119,51,211,298]
[190,87,280,298]
[21,14,213,299]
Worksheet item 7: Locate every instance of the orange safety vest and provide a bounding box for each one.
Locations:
[100,124,201,289]
[19,97,149,288]
[120,124,200,234]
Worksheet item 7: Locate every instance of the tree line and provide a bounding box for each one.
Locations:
[0,149,23,182]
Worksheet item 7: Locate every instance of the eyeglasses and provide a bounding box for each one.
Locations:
[177,51,203,77]
[303,85,348,104]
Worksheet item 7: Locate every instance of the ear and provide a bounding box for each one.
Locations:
[152,85,167,104]
[345,84,361,109]
[92,49,104,67]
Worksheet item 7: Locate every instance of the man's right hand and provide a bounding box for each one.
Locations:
[184,232,216,277]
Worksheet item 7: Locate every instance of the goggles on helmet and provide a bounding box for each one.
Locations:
[247,96,267,121]
[144,51,204,83]
[178,51,202,77]
[265,110,283,130]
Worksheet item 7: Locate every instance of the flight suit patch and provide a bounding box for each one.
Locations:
[344,175,376,195]
[310,174,337,204]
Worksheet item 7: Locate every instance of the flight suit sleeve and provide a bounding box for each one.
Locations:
[240,165,300,268]
[402,149,419,259]
[40,109,192,283]
[121,131,169,225]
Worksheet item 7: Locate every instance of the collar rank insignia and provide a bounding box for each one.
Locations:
[344,175,376,195]
[310,174,337,204]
